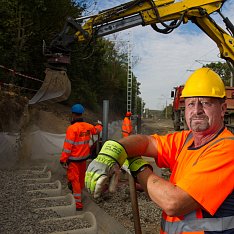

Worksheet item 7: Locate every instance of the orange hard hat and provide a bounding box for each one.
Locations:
[126,111,132,117]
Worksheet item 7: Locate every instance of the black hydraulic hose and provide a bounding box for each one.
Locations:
[151,22,174,34]
[218,10,234,37]
[149,0,185,30]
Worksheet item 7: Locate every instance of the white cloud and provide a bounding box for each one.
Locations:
[94,0,234,110]
[131,27,221,109]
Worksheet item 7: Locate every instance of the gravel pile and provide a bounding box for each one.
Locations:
[0,168,92,234]
[31,198,71,209]
[38,217,91,233]
[59,167,167,233]
[18,172,50,179]
[26,182,58,190]
[0,166,170,234]
[27,191,51,198]
[93,182,162,233]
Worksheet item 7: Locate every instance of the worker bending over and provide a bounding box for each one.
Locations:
[60,104,102,211]
[85,68,234,233]
[122,111,133,137]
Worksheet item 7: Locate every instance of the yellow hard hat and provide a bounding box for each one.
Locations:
[181,67,226,98]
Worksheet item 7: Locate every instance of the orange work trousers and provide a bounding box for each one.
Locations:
[67,161,86,209]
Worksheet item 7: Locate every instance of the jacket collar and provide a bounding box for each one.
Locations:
[71,118,84,125]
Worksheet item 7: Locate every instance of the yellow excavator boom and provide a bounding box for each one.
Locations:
[31,0,234,104]
[74,0,233,62]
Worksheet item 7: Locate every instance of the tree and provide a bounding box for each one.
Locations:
[0,1,142,117]
[0,0,82,88]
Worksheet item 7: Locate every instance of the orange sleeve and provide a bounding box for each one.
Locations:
[95,124,103,134]
[92,124,102,134]
[176,139,234,215]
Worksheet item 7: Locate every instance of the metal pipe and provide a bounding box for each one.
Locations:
[129,175,142,234]
[129,113,142,234]
[102,100,109,143]
[227,61,234,87]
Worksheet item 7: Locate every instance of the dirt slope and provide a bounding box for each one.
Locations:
[27,102,104,133]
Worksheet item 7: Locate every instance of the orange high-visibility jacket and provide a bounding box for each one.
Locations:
[152,128,234,234]
[122,117,133,137]
[60,121,102,163]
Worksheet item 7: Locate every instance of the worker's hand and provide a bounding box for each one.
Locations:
[122,157,153,178]
[85,140,127,198]
[97,120,103,125]
[60,161,68,169]
[121,159,131,174]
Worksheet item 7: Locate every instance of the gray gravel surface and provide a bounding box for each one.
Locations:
[0,117,173,234]
[38,217,91,233]
[31,198,71,209]
[0,168,92,234]
[93,183,162,233]
[58,169,164,234]
[26,182,58,190]
[18,172,50,179]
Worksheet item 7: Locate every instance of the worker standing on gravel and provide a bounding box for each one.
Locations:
[85,68,234,233]
[122,111,133,137]
[60,103,102,211]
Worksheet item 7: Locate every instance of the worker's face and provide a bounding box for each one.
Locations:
[185,97,226,132]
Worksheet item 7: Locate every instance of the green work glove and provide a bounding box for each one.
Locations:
[122,157,153,178]
[85,140,127,198]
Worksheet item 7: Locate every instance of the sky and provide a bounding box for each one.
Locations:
[81,0,234,110]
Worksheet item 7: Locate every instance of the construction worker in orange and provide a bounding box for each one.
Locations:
[121,111,133,137]
[60,104,102,211]
[85,68,234,233]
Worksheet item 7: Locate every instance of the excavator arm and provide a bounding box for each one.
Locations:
[31,0,234,104]
[49,0,234,62]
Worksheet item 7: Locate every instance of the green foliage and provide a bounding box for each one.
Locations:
[0,0,141,116]
[203,62,232,86]
[68,38,130,114]
[0,0,81,80]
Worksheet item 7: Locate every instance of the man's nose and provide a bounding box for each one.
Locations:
[194,102,204,114]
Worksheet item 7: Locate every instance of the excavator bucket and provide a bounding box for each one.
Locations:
[29,68,71,105]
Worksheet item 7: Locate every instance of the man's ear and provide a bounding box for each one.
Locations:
[221,102,227,118]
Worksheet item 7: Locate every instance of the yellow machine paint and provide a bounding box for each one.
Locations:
[34,0,233,106]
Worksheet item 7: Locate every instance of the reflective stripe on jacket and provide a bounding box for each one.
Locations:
[122,117,133,137]
[152,128,234,234]
[60,120,102,162]
[161,206,234,234]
